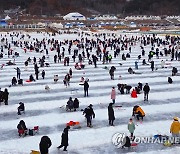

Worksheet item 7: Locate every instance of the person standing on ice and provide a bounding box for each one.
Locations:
[3,88,9,105]
[150,60,155,71]
[128,118,135,138]
[83,104,95,127]
[109,66,116,80]
[161,60,165,68]
[108,103,115,126]
[111,87,116,104]
[57,126,70,151]
[15,67,21,79]
[42,70,45,79]
[84,80,89,97]
[0,88,3,103]
[69,68,72,78]
[170,117,180,138]
[143,83,150,101]
[135,61,138,69]
[92,54,98,68]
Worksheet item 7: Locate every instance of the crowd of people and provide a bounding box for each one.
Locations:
[0,30,180,153]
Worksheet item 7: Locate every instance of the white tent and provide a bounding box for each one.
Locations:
[49,23,63,29]
[63,12,86,20]
[37,22,46,27]
[4,15,11,20]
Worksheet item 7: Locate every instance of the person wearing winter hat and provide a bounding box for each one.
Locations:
[170,117,180,138]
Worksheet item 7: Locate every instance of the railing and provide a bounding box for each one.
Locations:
[0,24,45,29]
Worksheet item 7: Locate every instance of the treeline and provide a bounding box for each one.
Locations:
[0,0,179,16]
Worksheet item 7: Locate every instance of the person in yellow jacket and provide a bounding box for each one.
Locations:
[170,117,180,137]
[132,105,145,121]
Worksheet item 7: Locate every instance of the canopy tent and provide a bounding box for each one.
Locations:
[63,12,86,20]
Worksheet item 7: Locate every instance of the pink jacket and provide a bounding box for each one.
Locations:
[111,89,116,99]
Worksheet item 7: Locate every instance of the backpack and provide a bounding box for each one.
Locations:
[29,129,34,136]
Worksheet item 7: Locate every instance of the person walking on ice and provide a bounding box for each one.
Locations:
[83,104,95,127]
[57,126,70,151]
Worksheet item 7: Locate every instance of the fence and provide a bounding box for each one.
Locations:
[0,24,45,29]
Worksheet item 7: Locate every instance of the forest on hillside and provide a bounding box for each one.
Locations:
[0,0,179,16]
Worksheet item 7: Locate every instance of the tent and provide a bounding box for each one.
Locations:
[0,20,7,27]
[5,15,11,20]
[63,12,86,20]
[64,23,73,28]
[49,23,63,29]
[130,22,137,28]
[77,22,85,27]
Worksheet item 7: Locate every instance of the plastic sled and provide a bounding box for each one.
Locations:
[66,121,80,126]
[131,143,138,147]
[30,150,40,154]
[163,140,172,147]
[26,80,32,82]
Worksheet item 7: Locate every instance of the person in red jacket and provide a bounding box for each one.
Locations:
[131,89,137,98]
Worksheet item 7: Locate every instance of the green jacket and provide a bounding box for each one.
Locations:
[128,122,135,133]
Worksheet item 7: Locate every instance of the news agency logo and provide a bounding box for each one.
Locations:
[112,132,180,148]
[112,133,126,148]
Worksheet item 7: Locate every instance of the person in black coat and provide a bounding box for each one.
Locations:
[168,77,173,84]
[69,68,72,77]
[12,77,17,86]
[84,81,89,97]
[3,88,9,105]
[128,67,135,74]
[172,67,178,76]
[122,136,131,148]
[17,102,25,115]
[57,126,70,151]
[73,98,79,111]
[42,70,45,79]
[17,120,28,136]
[150,60,154,71]
[109,68,113,78]
[67,97,74,111]
[138,82,143,91]
[92,55,98,68]
[29,74,35,82]
[83,104,95,127]
[16,67,21,79]
[35,67,39,80]
[39,136,52,154]
[0,88,3,102]
[17,120,27,130]
[143,83,150,101]
[108,103,115,126]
